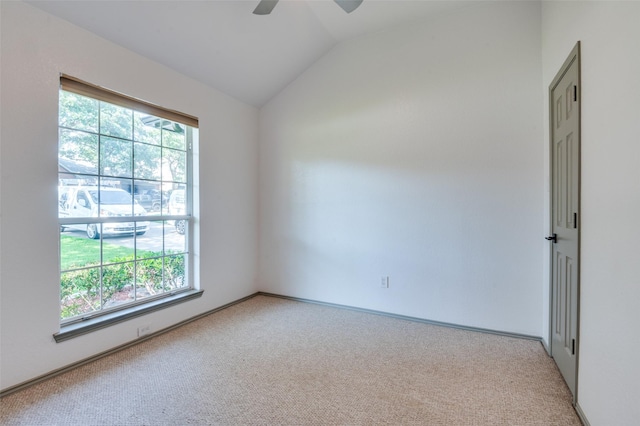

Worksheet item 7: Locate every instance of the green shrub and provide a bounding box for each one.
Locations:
[60,252,185,320]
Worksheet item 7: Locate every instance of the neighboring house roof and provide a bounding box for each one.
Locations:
[58,157,96,177]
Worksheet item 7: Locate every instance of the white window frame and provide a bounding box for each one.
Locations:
[55,75,201,342]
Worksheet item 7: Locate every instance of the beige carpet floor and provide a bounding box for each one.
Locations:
[0,295,581,425]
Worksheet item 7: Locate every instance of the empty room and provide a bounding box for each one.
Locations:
[0,1,638,425]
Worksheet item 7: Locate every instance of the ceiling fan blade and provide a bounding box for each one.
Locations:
[334,0,363,13]
[253,0,279,15]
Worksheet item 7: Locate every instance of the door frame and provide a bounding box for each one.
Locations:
[548,41,581,404]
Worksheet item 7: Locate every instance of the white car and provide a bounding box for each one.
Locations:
[168,189,186,235]
[59,186,149,239]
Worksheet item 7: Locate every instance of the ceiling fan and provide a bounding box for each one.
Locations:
[253,0,364,15]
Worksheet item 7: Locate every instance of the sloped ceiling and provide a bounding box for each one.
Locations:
[27,0,477,107]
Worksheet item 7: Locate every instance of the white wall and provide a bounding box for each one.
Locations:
[542,2,640,424]
[258,2,544,336]
[0,2,258,391]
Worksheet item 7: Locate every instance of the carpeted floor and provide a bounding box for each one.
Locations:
[0,295,581,425]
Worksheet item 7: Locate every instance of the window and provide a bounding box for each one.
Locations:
[57,75,199,332]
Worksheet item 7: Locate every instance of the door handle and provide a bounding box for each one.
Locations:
[545,233,557,243]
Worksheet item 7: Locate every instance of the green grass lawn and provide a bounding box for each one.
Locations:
[60,235,156,270]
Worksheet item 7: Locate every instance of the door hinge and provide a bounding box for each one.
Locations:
[573,85,578,102]
[572,339,576,355]
[573,212,577,229]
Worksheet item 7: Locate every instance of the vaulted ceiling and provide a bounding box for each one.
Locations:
[28,0,477,107]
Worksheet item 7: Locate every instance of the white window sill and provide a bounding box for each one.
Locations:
[54,289,204,343]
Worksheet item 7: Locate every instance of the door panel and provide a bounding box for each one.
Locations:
[549,42,580,400]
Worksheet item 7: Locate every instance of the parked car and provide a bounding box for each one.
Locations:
[59,186,149,239]
[134,189,166,212]
[168,189,186,235]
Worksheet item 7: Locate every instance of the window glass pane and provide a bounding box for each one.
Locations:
[167,185,187,217]
[134,142,162,181]
[100,177,131,192]
[136,221,163,259]
[96,184,134,218]
[100,102,133,140]
[165,254,187,290]
[101,217,139,235]
[59,176,99,193]
[59,187,98,219]
[134,112,161,145]
[60,229,101,270]
[164,148,186,183]
[58,186,74,219]
[102,262,134,308]
[58,187,70,219]
[158,190,168,215]
[133,186,164,214]
[135,221,164,297]
[100,137,132,178]
[165,219,187,253]
[102,235,134,265]
[136,258,164,300]
[162,124,185,150]
[59,91,99,133]
[59,129,99,175]
[60,267,101,320]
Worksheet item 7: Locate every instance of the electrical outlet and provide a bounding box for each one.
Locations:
[137,324,152,337]
[380,276,389,288]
